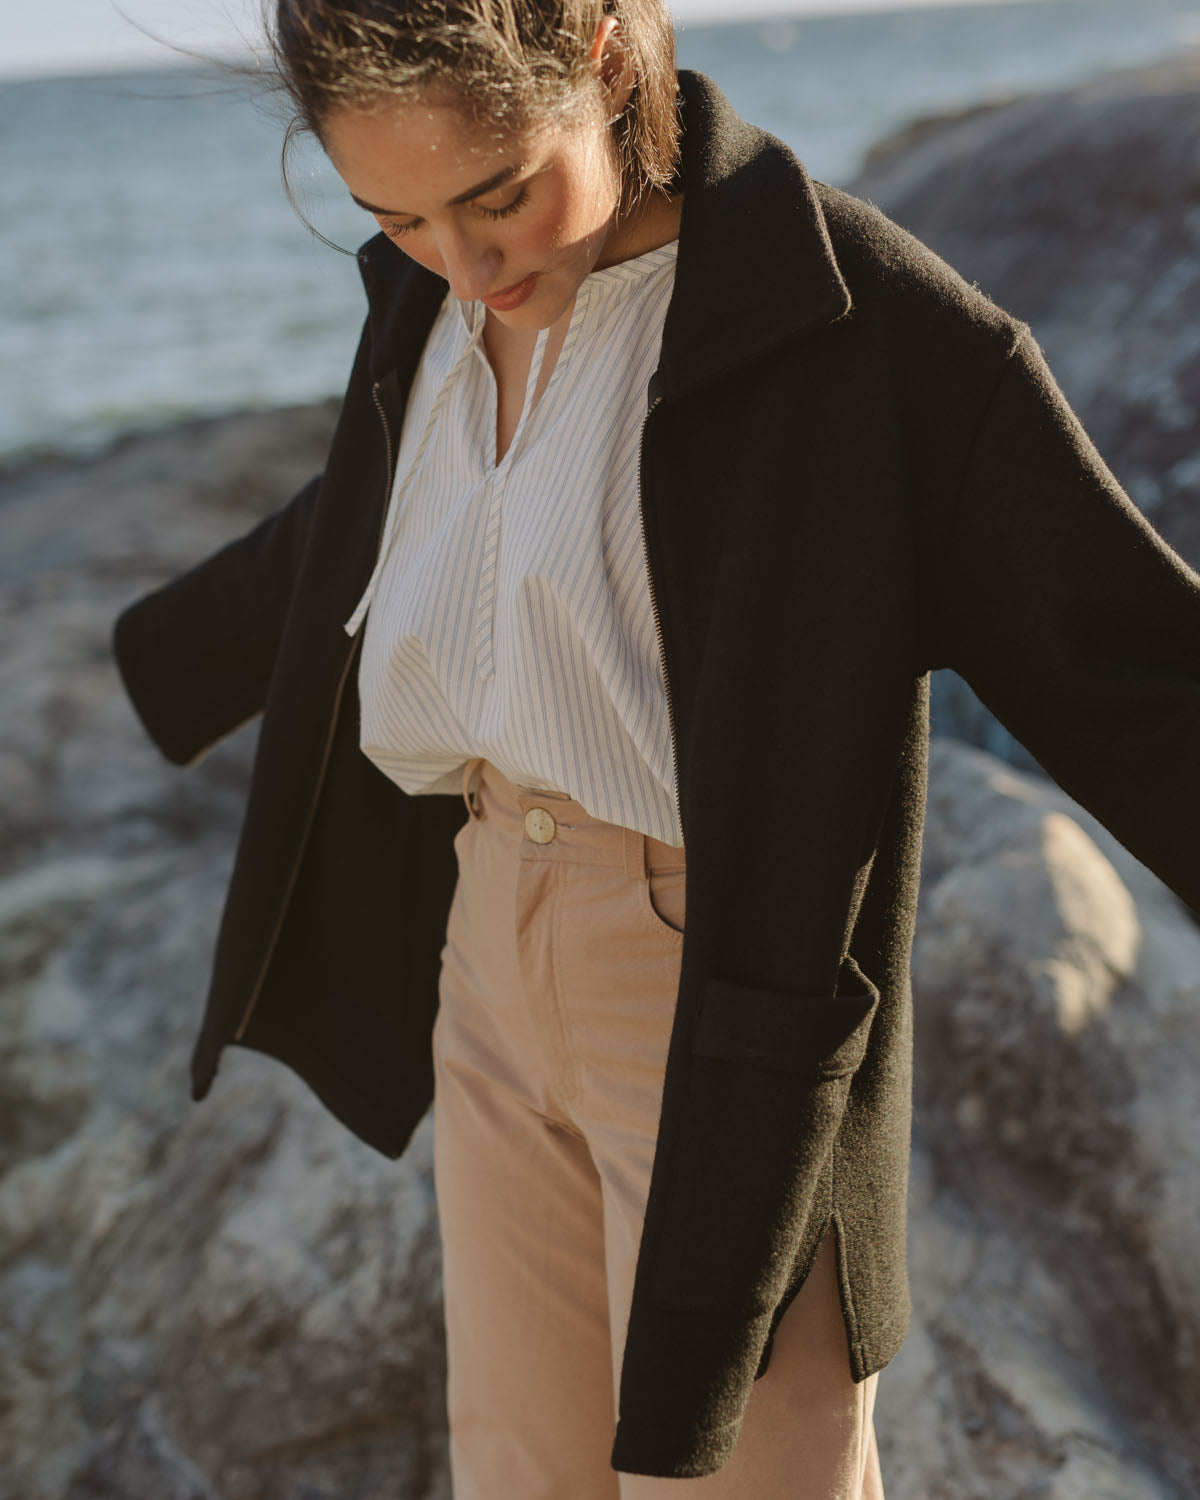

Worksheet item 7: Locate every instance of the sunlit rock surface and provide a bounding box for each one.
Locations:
[890,738,1200,1500]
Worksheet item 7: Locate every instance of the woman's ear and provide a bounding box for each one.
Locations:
[590,15,636,121]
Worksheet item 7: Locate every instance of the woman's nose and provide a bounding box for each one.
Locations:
[437,229,502,303]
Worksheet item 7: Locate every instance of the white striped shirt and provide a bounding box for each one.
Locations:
[345,238,682,847]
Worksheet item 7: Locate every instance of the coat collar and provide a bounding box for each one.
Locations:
[356,69,852,400]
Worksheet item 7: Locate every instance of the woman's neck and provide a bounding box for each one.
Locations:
[596,189,684,270]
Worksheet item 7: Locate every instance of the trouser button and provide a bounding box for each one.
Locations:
[524,807,557,844]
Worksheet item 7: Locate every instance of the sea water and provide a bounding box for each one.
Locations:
[3,0,1199,464]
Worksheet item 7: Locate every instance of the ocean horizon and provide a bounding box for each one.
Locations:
[5,0,1200,465]
[0,0,1091,82]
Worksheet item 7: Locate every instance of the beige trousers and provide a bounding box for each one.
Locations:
[431,758,885,1499]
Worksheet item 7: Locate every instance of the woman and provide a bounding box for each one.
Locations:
[112,1,1200,1495]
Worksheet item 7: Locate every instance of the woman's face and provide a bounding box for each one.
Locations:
[320,87,626,332]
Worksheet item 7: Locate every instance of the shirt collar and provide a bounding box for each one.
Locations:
[358,70,851,401]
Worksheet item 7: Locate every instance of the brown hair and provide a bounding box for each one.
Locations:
[266,1,681,224]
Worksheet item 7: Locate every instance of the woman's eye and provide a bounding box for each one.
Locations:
[478,185,530,221]
[375,183,528,237]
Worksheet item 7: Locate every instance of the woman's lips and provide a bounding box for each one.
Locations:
[481,273,538,312]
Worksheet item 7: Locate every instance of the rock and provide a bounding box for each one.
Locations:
[4,405,1198,1500]
[882,737,1200,1499]
[848,48,1200,774]
[848,45,1200,558]
[0,404,451,1500]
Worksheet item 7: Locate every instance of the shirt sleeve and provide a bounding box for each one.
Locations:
[112,469,324,767]
[925,323,1200,922]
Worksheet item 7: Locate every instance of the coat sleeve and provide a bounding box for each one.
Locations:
[112,469,324,767]
[925,322,1200,922]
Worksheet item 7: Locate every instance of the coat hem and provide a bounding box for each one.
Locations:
[189,1024,424,1161]
[848,1307,911,1385]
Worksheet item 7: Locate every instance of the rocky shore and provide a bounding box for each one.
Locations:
[3,50,1200,1500]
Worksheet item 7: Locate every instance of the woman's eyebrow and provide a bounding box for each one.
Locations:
[351,162,527,217]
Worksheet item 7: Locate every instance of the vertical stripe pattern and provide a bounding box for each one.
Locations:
[349,239,682,847]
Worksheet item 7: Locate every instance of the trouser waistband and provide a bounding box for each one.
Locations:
[459,757,685,879]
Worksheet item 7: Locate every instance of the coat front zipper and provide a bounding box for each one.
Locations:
[371,378,396,494]
[638,379,684,846]
[233,380,399,1043]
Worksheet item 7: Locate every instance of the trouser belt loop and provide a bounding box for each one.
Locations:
[461,757,487,820]
[623,825,647,880]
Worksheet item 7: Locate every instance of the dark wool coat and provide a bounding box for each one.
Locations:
[112,69,1200,1480]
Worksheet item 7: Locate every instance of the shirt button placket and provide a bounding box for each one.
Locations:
[474,469,505,682]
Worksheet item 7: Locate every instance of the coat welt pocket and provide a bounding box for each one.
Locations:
[693,957,879,1077]
[652,954,880,1313]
